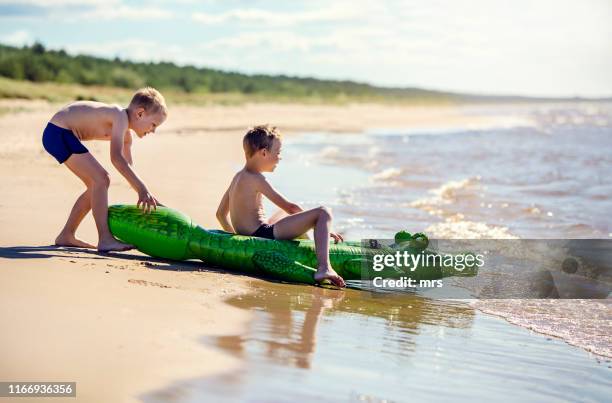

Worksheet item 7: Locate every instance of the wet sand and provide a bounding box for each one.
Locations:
[142,283,611,403]
[0,100,506,402]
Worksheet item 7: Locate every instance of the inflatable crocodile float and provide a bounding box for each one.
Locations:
[108,205,477,286]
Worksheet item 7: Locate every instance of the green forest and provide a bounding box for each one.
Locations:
[0,42,457,102]
[1,42,593,104]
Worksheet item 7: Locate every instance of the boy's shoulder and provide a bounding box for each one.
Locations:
[247,170,267,182]
[98,104,128,128]
[233,169,266,187]
[108,104,127,121]
[96,102,125,118]
[65,100,115,110]
[63,101,125,121]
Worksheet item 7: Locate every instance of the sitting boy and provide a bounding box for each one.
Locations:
[216,125,346,287]
[42,87,167,252]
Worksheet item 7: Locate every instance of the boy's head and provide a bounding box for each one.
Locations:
[127,87,168,138]
[243,125,282,172]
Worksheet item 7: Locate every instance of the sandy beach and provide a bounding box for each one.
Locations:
[0,100,509,402]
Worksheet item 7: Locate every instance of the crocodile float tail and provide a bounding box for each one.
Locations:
[108,205,193,260]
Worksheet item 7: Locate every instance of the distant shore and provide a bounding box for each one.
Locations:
[2,76,610,108]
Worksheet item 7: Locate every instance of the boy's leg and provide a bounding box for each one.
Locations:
[55,188,95,248]
[267,209,288,225]
[273,207,345,287]
[63,153,133,252]
[268,209,309,239]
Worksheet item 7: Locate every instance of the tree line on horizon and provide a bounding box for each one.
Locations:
[0,42,454,101]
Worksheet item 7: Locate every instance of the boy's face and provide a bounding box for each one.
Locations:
[260,138,282,172]
[132,108,166,138]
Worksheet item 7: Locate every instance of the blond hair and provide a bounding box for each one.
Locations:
[243,125,282,157]
[128,87,167,115]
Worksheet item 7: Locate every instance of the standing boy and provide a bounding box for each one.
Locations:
[42,87,167,251]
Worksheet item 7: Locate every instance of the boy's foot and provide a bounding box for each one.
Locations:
[55,234,95,249]
[98,239,134,253]
[314,266,346,288]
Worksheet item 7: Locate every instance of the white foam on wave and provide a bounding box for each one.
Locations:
[321,146,340,158]
[426,219,518,239]
[371,167,402,181]
[432,177,480,199]
[409,177,481,216]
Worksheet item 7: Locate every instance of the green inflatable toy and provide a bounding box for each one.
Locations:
[108,205,477,286]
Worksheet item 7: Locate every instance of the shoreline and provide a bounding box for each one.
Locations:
[473,300,612,359]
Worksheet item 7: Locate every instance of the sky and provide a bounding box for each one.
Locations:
[0,0,611,97]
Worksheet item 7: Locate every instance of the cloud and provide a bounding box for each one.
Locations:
[0,29,33,46]
[79,5,174,20]
[0,0,103,7]
[65,39,188,63]
[201,31,321,52]
[0,0,108,4]
[0,3,47,17]
[193,5,362,26]
[0,0,173,20]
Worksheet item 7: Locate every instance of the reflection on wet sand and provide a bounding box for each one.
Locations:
[216,282,474,370]
[142,280,610,403]
[217,286,344,369]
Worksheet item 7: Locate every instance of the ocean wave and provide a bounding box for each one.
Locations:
[320,146,340,158]
[371,167,402,181]
[425,219,518,239]
[409,177,481,217]
[474,299,612,358]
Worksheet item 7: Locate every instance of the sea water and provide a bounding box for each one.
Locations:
[276,103,612,240]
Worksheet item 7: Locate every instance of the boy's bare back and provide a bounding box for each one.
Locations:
[228,168,268,235]
[50,101,128,142]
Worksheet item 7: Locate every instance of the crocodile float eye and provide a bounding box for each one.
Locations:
[368,239,381,249]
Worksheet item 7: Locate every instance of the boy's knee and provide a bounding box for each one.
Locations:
[91,171,111,188]
[317,206,333,220]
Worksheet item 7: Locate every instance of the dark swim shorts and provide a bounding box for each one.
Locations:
[252,223,275,240]
[42,122,89,164]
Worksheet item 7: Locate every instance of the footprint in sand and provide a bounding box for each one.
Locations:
[127,279,172,289]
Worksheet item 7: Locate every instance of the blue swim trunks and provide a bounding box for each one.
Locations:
[42,122,89,164]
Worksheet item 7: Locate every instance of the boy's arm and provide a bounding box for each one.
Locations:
[259,177,302,214]
[109,110,158,212]
[122,130,133,166]
[216,187,235,233]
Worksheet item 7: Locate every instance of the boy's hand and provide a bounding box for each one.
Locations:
[137,189,160,214]
[330,232,344,243]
